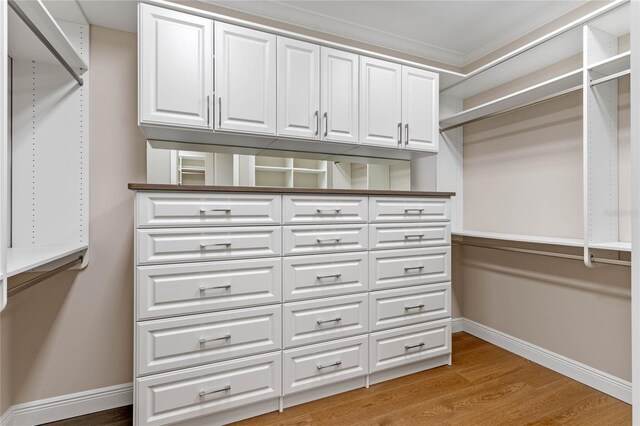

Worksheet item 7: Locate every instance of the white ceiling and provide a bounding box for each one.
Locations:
[70,0,591,67]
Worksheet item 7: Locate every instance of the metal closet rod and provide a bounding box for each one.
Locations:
[452,240,630,267]
[8,0,84,86]
[8,256,84,297]
[590,69,631,86]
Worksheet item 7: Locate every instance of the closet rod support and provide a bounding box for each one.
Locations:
[8,0,84,86]
[590,69,631,86]
[8,256,84,297]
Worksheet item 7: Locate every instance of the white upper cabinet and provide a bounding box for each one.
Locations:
[277,37,320,139]
[402,66,439,151]
[360,57,402,148]
[215,23,276,135]
[321,47,359,144]
[139,4,213,129]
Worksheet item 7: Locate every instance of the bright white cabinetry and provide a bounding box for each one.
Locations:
[321,47,359,143]
[402,66,439,151]
[360,57,402,147]
[139,4,213,129]
[277,37,320,139]
[215,22,276,134]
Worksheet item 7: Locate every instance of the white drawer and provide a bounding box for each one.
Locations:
[283,293,368,348]
[283,252,367,301]
[137,258,281,320]
[136,192,281,228]
[369,197,450,223]
[369,222,451,250]
[283,335,368,395]
[283,195,367,224]
[137,305,281,375]
[283,224,368,256]
[369,247,451,291]
[136,352,281,426]
[369,283,451,332]
[369,319,451,373]
[137,226,282,265]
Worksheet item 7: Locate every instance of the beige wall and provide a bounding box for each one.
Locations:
[0,26,145,408]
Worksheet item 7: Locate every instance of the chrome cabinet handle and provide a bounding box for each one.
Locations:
[200,285,231,293]
[317,273,342,280]
[316,208,342,214]
[317,317,342,325]
[397,122,402,146]
[317,361,342,370]
[314,110,319,136]
[199,385,230,398]
[404,304,425,311]
[207,95,210,127]
[404,208,424,213]
[218,97,222,126]
[316,238,341,244]
[200,208,231,214]
[404,234,425,239]
[405,123,409,145]
[200,242,232,248]
[404,266,425,272]
[405,342,425,350]
[323,112,328,137]
[199,334,231,344]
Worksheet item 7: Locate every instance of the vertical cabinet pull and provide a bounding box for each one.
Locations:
[405,124,409,146]
[323,112,328,137]
[397,122,402,145]
[218,97,222,126]
[207,95,210,126]
[314,111,319,136]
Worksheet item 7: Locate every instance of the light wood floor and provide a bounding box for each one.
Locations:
[45,333,631,426]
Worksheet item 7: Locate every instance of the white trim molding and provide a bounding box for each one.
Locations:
[0,382,132,426]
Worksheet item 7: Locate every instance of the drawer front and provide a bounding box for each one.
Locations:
[283,335,368,395]
[283,252,367,301]
[283,195,367,224]
[369,222,451,250]
[137,226,282,265]
[369,319,451,373]
[137,258,281,320]
[283,224,368,255]
[137,305,281,375]
[369,197,450,223]
[136,192,281,228]
[283,293,368,348]
[370,247,451,291]
[136,352,281,426]
[369,283,451,331]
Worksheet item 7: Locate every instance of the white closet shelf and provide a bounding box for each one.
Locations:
[588,51,630,75]
[7,245,88,277]
[254,165,292,172]
[452,230,584,248]
[589,241,631,252]
[292,167,326,174]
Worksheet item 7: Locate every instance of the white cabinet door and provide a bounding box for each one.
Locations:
[139,4,212,129]
[321,47,359,144]
[215,22,276,134]
[402,66,439,151]
[277,37,320,139]
[360,57,402,147]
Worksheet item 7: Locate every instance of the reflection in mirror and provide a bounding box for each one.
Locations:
[146,141,411,190]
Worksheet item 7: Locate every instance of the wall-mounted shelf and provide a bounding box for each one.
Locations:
[588,51,631,86]
[452,230,584,248]
[7,245,88,278]
[589,241,631,252]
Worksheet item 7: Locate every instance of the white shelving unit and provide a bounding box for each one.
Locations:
[452,230,584,248]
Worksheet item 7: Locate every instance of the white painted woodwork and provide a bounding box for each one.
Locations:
[369,283,451,331]
[283,251,368,301]
[369,319,451,373]
[136,258,281,320]
[360,57,402,147]
[402,67,439,151]
[320,47,359,143]
[277,37,320,139]
[369,247,451,291]
[283,224,368,255]
[369,197,451,222]
[137,305,281,375]
[136,226,282,264]
[136,352,281,425]
[283,293,368,348]
[139,4,212,128]
[283,195,368,224]
[369,222,451,250]
[215,22,276,134]
[283,335,368,395]
[136,192,281,228]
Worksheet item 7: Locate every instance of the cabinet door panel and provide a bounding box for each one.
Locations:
[402,66,439,151]
[360,57,402,147]
[140,4,212,128]
[321,47,359,143]
[215,23,276,134]
[278,37,320,139]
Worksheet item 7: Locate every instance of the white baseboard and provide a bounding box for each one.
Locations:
[0,382,132,426]
[459,318,632,404]
[451,317,464,333]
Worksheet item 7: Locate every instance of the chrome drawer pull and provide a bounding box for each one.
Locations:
[200,242,231,249]
[200,208,231,214]
[199,385,231,398]
[404,208,424,213]
[404,234,425,239]
[317,273,342,280]
[405,342,425,350]
[199,334,231,344]
[317,238,341,244]
[317,317,342,325]
[199,285,231,293]
[404,266,425,272]
[316,208,342,214]
[404,304,425,311]
[317,361,342,370]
